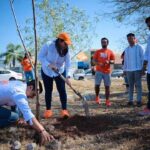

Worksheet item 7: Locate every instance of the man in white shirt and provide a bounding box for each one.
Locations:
[140,17,150,115]
[124,33,144,106]
[0,80,53,144]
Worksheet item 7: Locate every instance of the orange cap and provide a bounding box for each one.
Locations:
[57,32,72,45]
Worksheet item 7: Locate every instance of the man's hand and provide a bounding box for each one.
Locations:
[66,77,71,86]
[31,117,54,145]
[17,119,28,127]
[109,60,115,64]
[105,60,110,64]
[40,130,54,145]
[105,60,114,65]
[98,60,110,67]
[48,64,57,71]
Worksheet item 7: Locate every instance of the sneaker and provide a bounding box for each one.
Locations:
[127,101,134,106]
[139,108,150,116]
[61,110,70,119]
[106,99,111,107]
[137,102,142,107]
[43,110,53,119]
[95,96,100,104]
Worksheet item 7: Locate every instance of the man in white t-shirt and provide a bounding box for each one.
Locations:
[123,33,144,107]
[0,80,53,144]
[140,16,150,115]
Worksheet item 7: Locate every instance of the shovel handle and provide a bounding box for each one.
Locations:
[52,68,90,117]
[53,69,83,99]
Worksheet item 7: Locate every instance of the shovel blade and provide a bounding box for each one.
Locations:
[82,97,90,117]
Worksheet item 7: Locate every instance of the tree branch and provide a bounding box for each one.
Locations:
[9,0,34,69]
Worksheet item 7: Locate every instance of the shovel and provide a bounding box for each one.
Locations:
[53,69,90,117]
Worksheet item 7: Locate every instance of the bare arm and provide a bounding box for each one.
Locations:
[31,117,54,144]
[18,116,54,145]
[107,60,114,64]
[13,95,54,145]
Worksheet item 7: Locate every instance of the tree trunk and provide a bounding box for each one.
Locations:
[32,0,40,120]
[13,57,15,67]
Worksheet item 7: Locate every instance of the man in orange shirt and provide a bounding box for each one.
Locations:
[93,38,115,106]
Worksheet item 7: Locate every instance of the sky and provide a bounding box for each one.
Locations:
[0,0,136,54]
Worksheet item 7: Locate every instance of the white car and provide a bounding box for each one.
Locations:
[111,69,123,78]
[85,69,94,79]
[73,69,85,80]
[0,68,23,81]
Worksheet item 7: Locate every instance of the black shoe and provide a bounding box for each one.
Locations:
[127,101,134,106]
[137,102,142,107]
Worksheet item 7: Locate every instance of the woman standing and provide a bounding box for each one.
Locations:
[38,32,71,119]
[21,52,34,82]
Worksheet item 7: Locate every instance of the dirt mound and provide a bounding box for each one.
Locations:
[53,114,129,135]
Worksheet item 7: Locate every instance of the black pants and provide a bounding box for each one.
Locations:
[147,73,150,109]
[41,69,67,110]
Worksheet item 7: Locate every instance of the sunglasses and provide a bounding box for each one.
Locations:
[59,39,65,43]
[59,39,68,46]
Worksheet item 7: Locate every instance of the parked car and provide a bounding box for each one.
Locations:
[85,69,94,79]
[10,67,23,74]
[111,69,123,78]
[0,68,23,81]
[73,69,85,80]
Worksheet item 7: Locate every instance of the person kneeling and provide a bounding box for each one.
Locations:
[0,80,53,144]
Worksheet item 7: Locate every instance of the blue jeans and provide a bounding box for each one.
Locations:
[0,106,19,127]
[147,73,150,109]
[126,70,142,102]
[24,70,34,82]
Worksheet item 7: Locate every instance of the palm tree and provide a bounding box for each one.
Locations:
[0,43,23,67]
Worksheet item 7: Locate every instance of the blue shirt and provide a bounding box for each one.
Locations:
[0,81,35,125]
[123,44,144,71]
[38,40,71,77]
[144,35,150,74]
